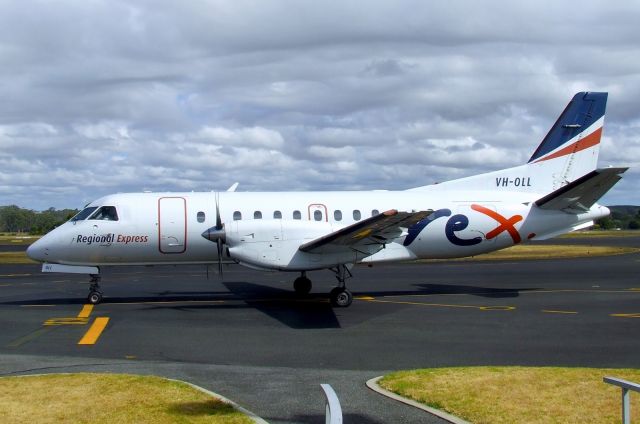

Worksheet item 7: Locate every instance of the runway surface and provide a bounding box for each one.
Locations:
[1,237,639,423]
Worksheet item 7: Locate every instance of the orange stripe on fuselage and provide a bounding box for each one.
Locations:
[533,127,602,163]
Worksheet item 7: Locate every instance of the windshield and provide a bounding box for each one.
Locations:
[88,206,119,221]
[70,206,98,222]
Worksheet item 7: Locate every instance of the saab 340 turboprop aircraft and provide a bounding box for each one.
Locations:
[27,92,626,307]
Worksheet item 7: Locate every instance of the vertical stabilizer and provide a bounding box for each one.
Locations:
[527,92,607,184]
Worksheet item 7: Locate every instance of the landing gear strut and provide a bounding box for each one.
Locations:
[87,274,103,304]
[329,264,353,307]
[293,272,312,295]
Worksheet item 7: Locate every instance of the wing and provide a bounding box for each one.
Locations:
[299,209,432,255]
[535,167,627,213]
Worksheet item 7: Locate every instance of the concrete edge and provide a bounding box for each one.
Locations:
[3,372,268,424]
[366,376,470,424]
[167,378,269,424]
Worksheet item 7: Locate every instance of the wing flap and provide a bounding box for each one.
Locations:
[535,167,627,213]
[299,209,432,254]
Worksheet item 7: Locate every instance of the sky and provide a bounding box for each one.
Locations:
[1,1,639,211]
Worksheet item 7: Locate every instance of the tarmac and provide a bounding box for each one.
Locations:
[1,236,639,423]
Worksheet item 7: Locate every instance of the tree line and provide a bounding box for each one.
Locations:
[0,205,79,234]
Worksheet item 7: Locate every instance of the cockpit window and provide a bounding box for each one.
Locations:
[70,206,98,222]
[88,206,119,221]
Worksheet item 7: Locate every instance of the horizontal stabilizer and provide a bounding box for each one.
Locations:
[299,209,432,254]
[535,168,627,213]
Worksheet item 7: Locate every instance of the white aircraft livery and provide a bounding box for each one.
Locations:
[27,92,626,307]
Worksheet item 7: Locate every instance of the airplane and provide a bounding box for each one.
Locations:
[26,92,626,307]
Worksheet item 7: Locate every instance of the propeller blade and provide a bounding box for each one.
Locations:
[217,238,224,278]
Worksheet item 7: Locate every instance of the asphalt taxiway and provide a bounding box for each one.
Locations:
[1,238,639,423]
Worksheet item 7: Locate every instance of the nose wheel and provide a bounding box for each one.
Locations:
[87,274,103,305]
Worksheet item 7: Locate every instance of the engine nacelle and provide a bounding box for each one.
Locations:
[226,219,353,271]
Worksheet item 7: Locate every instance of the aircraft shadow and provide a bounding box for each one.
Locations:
[223,281,342,329]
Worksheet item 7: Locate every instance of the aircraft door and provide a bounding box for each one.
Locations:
[158,197,187,253]
[308,204,328,222]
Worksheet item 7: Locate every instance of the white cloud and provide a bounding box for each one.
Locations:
[0,1,639,209]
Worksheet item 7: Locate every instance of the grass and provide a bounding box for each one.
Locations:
[560,230,639,238]
[379,367,640,424]
[418,244,639,262]
[0,234,39,246]
[0,373,254,424]
[0,252,37,264]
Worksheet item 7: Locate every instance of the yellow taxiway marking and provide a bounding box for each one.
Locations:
[355,296,375,301]
[611,313,640,318]
[77,304,94,318]
[0,284,10,287]
[78,317,110,345]
[358,296,514,311]
[44,317,89,326]
[0,273,32,277]
[542,310,578,315]
[7,327,53,348]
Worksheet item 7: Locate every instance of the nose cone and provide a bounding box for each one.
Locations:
[26,238,48,262]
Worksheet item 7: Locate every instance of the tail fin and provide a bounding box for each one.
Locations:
[528,92,607,178]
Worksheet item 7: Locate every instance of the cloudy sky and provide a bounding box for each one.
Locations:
[1,1,639,210]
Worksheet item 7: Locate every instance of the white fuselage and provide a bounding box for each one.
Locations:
[27,188,608,272]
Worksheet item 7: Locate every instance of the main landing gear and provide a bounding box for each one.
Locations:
[87,274,103,304]
[293,272,312,295]
[329,264,353,307]
[292,265,354,307]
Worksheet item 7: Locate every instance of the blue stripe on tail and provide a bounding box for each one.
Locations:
[528,92,607,163]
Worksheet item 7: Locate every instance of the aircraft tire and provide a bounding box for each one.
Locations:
[293,277,312,295]
[88,291,103,305]
[330,287,353,307]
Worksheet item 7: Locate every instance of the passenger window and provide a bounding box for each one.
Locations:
[233,211,242,221]
[89,206,119,221]
[197,211,205,223]
[314,210,322,221]
[254,211,262,219]
[334,210,342,221]
[353,210,361,221]
[70,206,98,222]
[372,209,379,216]
[293,210,301,220]
[273,211,282,219]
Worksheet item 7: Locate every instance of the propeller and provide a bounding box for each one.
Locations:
[201,192,226,278]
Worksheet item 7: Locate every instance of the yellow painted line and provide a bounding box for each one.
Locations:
[0,284,10,287]
[629,288,640,291]
[356,296,375,300]
[0,273,32,277]
[125,355,137,359]
[78,317,110,345]
[364,298,515,311]
[44,317,89,326]
[542,310,578,315]
[611,313,640,318]
[7,327,53,348]
[77,304,93,318]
